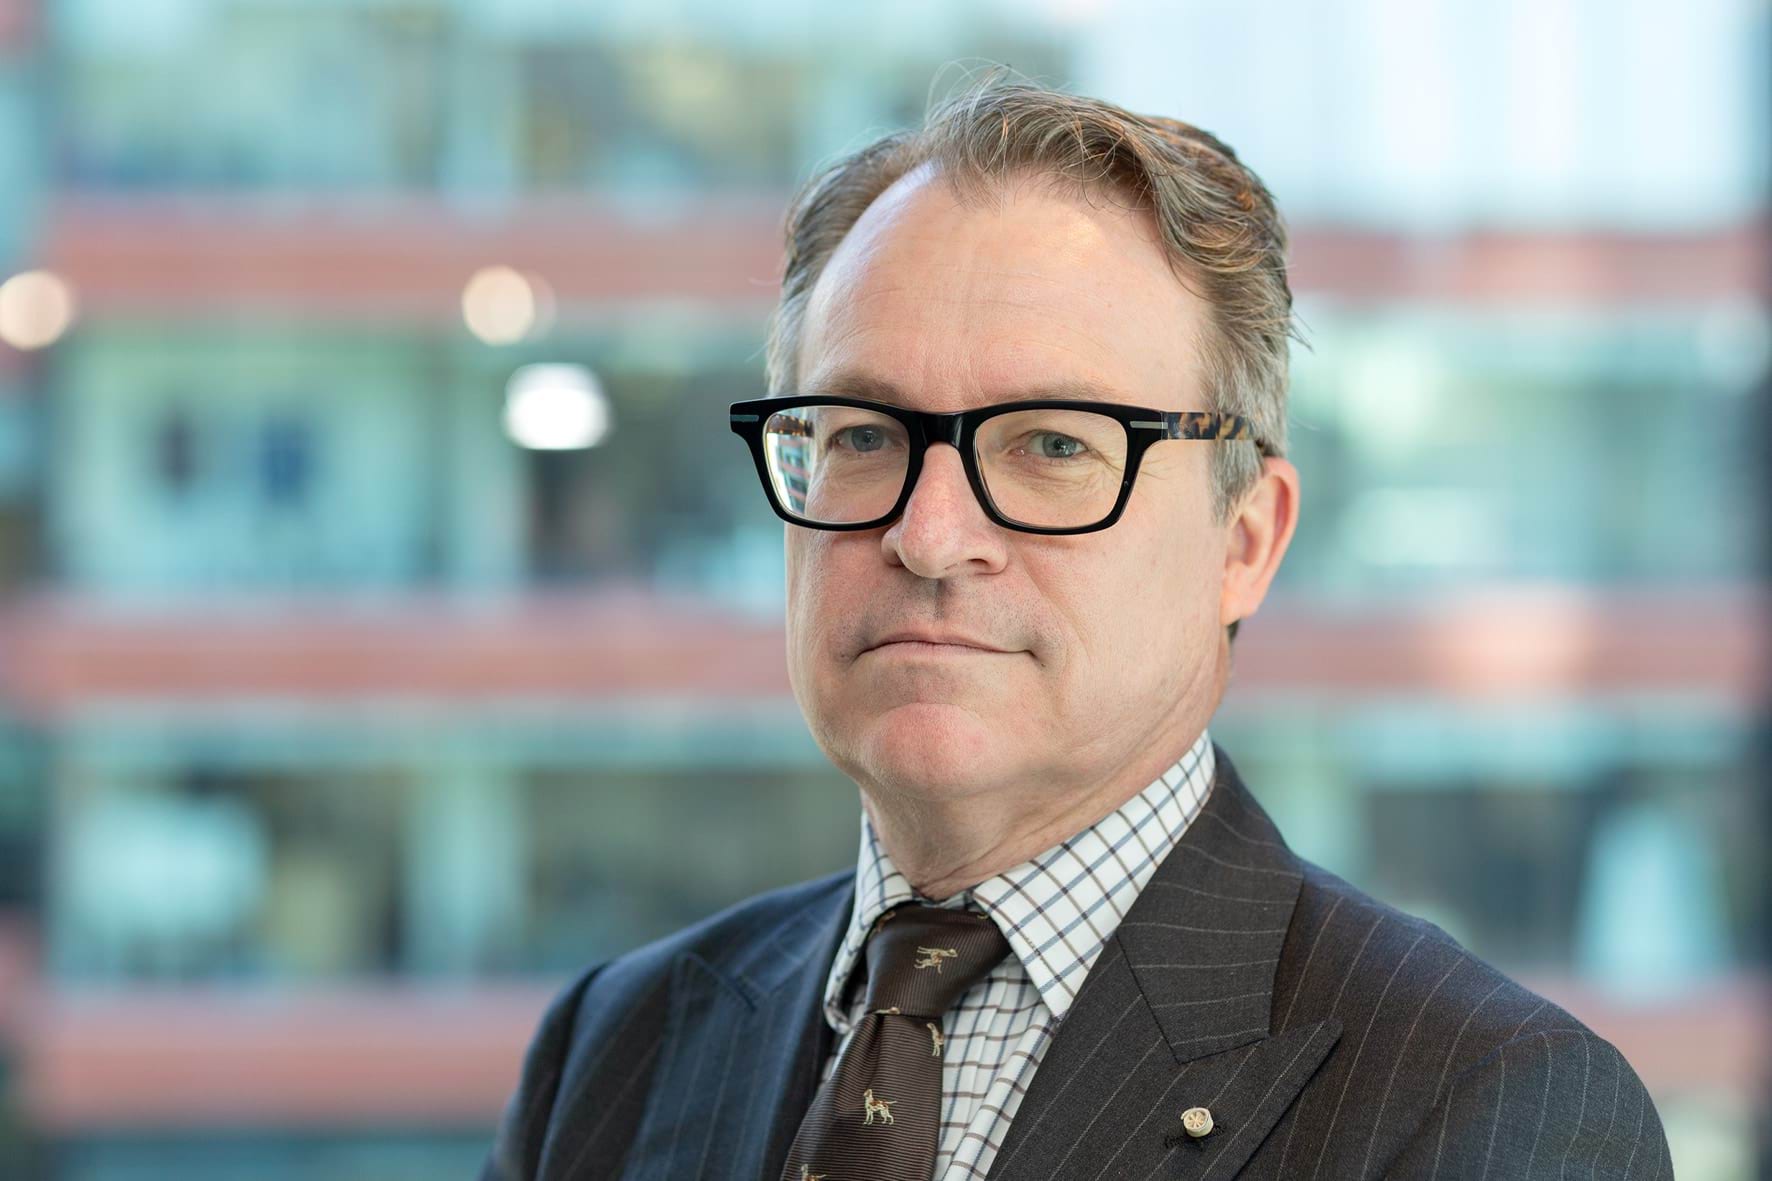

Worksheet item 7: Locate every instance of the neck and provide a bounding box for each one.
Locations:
[860,723,1211,901]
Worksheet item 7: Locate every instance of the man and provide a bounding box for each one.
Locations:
[482,74,1672,1180]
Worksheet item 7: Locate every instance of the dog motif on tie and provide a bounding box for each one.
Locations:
[926,1022,944,1056]
[913,946,958,971]
[801,1167,826,1181]
[862,1088,896,1125]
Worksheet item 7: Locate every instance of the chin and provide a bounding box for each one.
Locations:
[850,702,1008,794]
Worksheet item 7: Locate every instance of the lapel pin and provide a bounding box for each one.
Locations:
[1181,1106,1214,1138]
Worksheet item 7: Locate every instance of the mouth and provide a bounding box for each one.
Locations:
[865,639,1014,657]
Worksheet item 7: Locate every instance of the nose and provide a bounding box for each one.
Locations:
[881,442,1009,578]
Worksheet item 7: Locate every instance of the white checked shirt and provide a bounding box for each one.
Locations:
[817,728,1217,1180]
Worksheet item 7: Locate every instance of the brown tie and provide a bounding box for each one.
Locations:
[781,902,1012,1181]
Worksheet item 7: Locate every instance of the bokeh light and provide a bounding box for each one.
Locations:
[0,269,77,350]
[502,363,610,450]
[461,265,555,345]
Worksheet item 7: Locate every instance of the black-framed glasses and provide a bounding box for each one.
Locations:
[729,394,1271,536]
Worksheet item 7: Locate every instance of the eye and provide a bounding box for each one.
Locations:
[1026,432,1086,459]
[833,425,889,452]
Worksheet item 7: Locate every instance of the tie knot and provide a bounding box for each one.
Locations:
[860,903,1011,1018]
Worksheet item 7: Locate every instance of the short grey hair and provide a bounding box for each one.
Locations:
[764,66,1304,644]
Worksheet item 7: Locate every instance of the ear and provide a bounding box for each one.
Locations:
[1220,456,1300,629]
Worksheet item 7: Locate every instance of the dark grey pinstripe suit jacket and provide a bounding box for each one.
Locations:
[481,742,1674,1179]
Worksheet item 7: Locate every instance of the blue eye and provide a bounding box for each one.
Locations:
[836,426,888,452]
[1031,433,1085,459]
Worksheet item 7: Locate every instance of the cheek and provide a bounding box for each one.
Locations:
[784,542,819,644]
[1046,534,1199,668]
[785,534,857,662]
[784,528,813,595]
[786,528,842,601]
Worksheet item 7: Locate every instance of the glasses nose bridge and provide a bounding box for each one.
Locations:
[899,408,982,524]
[912,408,967,452]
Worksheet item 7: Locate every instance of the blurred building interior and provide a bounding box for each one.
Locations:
[0,0,1767,1177]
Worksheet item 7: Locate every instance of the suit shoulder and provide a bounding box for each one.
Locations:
[484,868,849,1178]
[574,865,852,1006]
[1280,857,1605,1054]
[505,867,851,1115]
[1271,858,1670,1176]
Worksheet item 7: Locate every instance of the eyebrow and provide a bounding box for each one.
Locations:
[802,369,1132,406]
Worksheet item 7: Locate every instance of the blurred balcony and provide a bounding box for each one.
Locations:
[0,584,1760,721]
[0,933,1762,1130]
[38,196,1770,323]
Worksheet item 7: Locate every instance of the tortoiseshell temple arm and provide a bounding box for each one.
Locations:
[1130,411,1274,456]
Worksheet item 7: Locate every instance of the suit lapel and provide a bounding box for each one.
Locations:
[620,870,854,1181]
[987,743,1342,1180]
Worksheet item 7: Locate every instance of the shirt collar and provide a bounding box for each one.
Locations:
[821,728,1216,1032]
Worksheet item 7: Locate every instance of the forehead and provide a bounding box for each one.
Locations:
[797,165,1210,411]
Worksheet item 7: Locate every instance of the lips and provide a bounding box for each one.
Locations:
[868,630,1008,654]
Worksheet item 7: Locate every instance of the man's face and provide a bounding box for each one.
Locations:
[785,163,1280,807]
